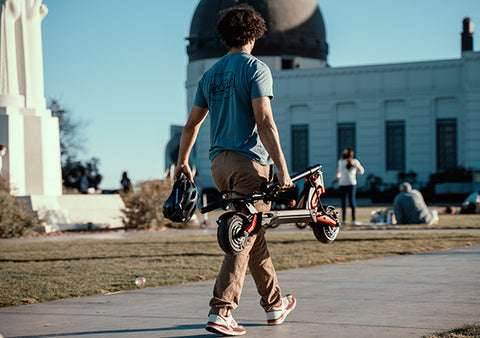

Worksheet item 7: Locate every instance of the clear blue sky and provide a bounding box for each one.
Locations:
[41,0,480,189]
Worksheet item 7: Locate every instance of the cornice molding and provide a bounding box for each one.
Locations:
[273,57,473,79]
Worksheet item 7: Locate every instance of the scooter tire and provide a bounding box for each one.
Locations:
[311,223,340,243]
[217,212,249,254]
[310,205,340,243]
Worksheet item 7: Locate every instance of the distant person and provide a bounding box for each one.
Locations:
[120,171,133,193]
[79,171,89,194]
[0,145,6,174]
[332,147,365,225]
[460,190,480,214]
[394,182,439,224]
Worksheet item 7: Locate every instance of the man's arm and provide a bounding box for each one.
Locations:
[174,104,209,182]
[252,96,292,188]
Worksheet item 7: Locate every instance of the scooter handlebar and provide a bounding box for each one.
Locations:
[200,201,221,214]
[260,181,281,194]
[290,164,322,182]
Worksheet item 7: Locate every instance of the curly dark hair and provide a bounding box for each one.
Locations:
[216,4,266,49]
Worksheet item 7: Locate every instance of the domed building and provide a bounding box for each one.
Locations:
[167,1,480,197]
[187,0,328,64]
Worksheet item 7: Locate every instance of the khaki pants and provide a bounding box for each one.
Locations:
[209,150,282,316]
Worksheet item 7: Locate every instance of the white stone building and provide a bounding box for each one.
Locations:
[168,0,480,193]
[271,52,480,188]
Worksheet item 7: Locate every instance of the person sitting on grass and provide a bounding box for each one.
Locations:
[394,182,439,225]
[460,190,480,214]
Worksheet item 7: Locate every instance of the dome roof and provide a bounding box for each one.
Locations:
[187,0,328,62]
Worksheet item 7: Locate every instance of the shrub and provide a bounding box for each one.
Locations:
[0,175,42,238]
[121,179,197,230]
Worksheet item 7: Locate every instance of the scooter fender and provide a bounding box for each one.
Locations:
[316,213,340,226]
[216,212,258,237]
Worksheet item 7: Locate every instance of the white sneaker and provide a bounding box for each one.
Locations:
[205,310,246,336]
[266,294,296,325]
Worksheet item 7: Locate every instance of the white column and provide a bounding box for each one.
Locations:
[0,113,26,194]
[0,0,25,108]
[0,0,62,196]
[21,0,48,110]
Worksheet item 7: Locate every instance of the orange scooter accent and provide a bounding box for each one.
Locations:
[243,213,258,237]
[316,214,338,226]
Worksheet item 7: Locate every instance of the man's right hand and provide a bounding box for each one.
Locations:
[174,163,194,183]
[277,169,293,189]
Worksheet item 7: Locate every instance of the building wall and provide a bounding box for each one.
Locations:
[273,52,480,187]
[184,52,480,191]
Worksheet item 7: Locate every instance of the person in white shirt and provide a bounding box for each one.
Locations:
[332,148,365,225]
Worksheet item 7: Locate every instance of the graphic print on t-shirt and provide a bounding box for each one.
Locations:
[209,72,234,101]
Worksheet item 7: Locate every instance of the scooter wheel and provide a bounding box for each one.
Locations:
[310,223,339,243]
[217,212,249,254]
[310,206,340,243]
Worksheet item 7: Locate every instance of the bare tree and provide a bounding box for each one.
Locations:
[48,98,102,190]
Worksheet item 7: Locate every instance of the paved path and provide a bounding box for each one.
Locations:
[1,245,479,338]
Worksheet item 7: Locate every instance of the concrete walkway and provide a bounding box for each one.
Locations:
[1,245,479,338]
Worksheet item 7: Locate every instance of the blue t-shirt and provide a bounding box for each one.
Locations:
[194,52,274,165]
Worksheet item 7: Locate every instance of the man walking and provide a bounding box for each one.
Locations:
[174,4,296,336]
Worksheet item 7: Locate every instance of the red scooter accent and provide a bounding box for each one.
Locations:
[243,213,258,237]
[316,214,338,226]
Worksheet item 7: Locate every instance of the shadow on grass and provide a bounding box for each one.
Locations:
[268,236,425,245]
[0,252,222,263]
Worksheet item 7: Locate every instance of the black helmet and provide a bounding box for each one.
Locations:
[163,173,199,222]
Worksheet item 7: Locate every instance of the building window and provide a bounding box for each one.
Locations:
[386,121,405,171]
[282,58,294,70]
[337,122,356,158]
[437,118,457,170]
[291,124,309,172]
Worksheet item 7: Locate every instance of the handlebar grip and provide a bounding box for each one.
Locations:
[260,182,271,193]
[200,201,220,214]
[260,181,280,194]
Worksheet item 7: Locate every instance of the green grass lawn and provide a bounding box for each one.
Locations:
[1,230,479,307]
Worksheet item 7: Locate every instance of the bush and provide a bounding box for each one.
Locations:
[0,175,42,238]
[121,179,197,230]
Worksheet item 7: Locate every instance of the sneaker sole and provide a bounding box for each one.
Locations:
[267,297,297,325]
[206,323,246,336]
